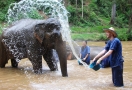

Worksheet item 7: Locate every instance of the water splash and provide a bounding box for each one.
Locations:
[6,0,88,66]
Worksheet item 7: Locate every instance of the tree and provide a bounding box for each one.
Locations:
[81,0,83,18]
[110,0,116,25]
[127,0,132,40]
[64,0,68,7]
[96,0,101,6]
[76,0,77,9]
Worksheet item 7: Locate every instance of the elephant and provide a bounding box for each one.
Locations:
[66,43,103,60]
[0,18,68,77]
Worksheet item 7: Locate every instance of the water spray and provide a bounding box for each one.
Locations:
[6,0,89,67]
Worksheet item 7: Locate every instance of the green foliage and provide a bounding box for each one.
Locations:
[0,0,131,41]
[98,34,107,41]
[127,31,132,40]
[0,24,2,34]
[0,12,5,22]
[67,4,101,27]
[116,28,128,41]
[71,26,129,41]
[67,0,129,29]
[115,14,128,28]
[68,0,82,7]
[0,23,9,35]
[71,33,106,41]
[71,25,111,33]
[0,0,18,22]
[26,9,43,19]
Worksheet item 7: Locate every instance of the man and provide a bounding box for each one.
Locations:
[79,40,90,65]
[92,27,124,87]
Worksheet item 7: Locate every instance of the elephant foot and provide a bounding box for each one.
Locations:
[50,67,57,71]
[0,64,5,68]
[63,75,68,77]
[62,73,68,77]
[11,59,18,68]
[12,63,18,68]
[50,62,58,71]
[62,74,68,77]
[33,68,42,74]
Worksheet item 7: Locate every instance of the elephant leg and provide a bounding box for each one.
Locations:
[28,55,42,74]
[11,59,18,68]
[0,64,5,68]
[56,41,68,77]
[0,38,8,68]
[43,49,58,71]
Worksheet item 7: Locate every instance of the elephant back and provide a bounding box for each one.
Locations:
[90,46,103,60]
[3,19,46,36]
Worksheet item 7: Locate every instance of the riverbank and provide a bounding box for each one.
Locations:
[71,26,129,41]
[0,22,129,41]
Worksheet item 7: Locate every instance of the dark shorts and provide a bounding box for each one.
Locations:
[112,63,124,87]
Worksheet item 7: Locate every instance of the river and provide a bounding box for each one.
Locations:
[0,41,132,90]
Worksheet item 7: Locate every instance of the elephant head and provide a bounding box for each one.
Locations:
[34,18,61,48]
[34,18,68,77]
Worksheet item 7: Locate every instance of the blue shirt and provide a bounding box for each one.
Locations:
[105,38,124,67]
[81,46,90,60]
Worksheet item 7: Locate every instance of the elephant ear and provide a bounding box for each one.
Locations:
[34,24,45,44]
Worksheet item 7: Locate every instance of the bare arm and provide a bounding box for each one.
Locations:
[93,49,106,61]
[83,54,89,60]
[96,50,113,64]
[85,54,89,59]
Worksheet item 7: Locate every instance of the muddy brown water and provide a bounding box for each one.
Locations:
[0,41,132,90]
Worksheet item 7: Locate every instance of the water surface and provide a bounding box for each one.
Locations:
[0,41,132,90]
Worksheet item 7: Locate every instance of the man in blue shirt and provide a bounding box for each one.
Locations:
[92,27,124,87]
[78,40,90,65]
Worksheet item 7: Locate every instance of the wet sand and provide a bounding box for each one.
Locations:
[0,41,132,90]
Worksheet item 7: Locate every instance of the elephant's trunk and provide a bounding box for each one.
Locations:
[52,29,61,39]
[55,40,68,77]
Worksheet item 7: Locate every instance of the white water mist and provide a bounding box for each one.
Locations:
[6,0,88,66]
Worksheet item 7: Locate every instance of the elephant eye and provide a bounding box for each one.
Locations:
[56,26,60,30]
[46,24,60,32]
[47,27,53,32]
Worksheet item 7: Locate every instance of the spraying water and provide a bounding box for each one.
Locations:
[6,0,88,67]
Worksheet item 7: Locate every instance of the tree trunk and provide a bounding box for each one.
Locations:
[64,0,68,7]
[76,0,77,9]
[82,0,83,18]
[127,1,132,40]
[110,2,116,25]
[128,13,132,33]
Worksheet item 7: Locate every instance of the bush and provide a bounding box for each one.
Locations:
[0,23,9,35]
[116,28,128,41]
[27,9,43,19]
[0,0,18,22]
[67,4,101,27]
[0,12,5,22]
[98,34,107,41]
[0,25,2,34]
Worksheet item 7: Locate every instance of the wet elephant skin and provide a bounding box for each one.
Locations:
[0,18,68,77]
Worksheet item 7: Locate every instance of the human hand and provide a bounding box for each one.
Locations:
[96,59,102,65]
[83,58,86,61]
[91,58,96,64]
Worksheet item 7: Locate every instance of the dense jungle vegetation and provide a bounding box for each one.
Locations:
[0,0,132,41]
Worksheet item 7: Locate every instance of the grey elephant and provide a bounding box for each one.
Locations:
[0,18,68,77]
[66,44,103,60]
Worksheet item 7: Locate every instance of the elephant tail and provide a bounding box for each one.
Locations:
[0,35,8,68]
